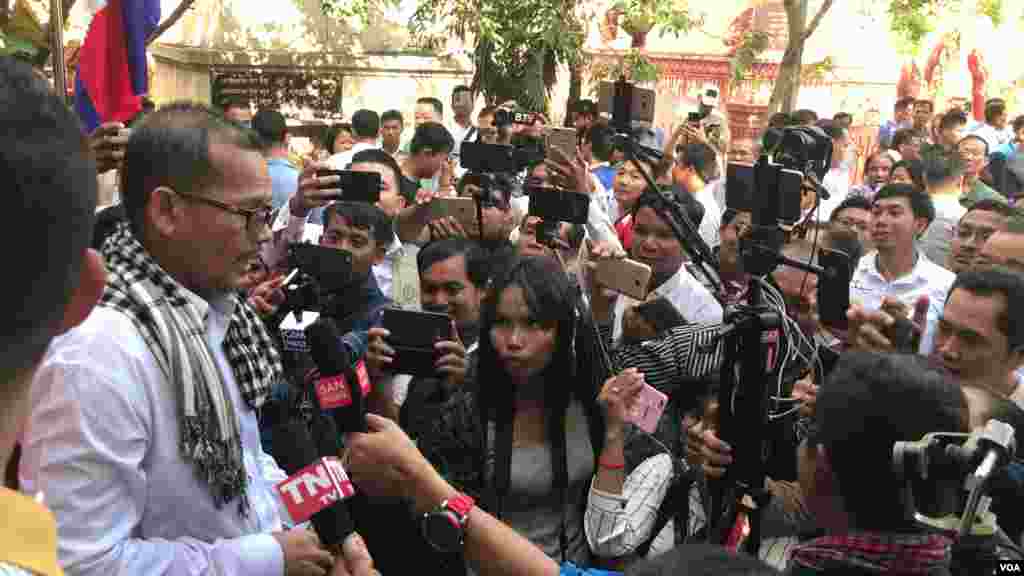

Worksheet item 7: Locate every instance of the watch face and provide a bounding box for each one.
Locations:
[422,512,462,553]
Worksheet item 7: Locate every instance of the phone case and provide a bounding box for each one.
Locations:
[594,259,652,301]
[627,383,668,434]
[430,198,478,230]
[546,128,577,159]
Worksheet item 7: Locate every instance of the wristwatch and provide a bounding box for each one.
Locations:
[420,493,475,553]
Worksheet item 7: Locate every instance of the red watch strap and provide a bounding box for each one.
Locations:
[445,493,475,518]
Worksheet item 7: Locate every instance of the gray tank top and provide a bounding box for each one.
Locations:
[488,401,595,565]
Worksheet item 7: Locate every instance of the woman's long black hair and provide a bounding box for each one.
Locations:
[476,255,605,553]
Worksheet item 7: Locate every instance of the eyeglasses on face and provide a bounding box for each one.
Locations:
[954,224,996,243]
[173,191,274,233]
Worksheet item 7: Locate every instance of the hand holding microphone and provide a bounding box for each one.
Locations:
[306,317,369,434]
[272,419,377,575]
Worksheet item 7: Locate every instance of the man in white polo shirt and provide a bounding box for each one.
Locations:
[610,190,723,342]
[850,183,955,354]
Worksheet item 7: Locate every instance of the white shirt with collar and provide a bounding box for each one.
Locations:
[20,293,287,576]
[449,120,476,159]
[815,166,851,222]
[612,264,724,342]
[326,141,378,170]
[849,250,955,355]
[373,234,421,308]
[693,184,722,248]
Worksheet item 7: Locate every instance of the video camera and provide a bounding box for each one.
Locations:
[492,108,535,128]
[725,124,833,277]
[276,243,355,352]
[893,420,1023,570]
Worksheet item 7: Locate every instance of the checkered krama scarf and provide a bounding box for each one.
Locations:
[99,221,283,513]
[789,531,952,574]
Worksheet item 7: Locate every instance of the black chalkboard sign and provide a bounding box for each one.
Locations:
[211,68,344,118]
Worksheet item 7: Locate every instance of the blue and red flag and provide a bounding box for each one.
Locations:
[74,0,160,132]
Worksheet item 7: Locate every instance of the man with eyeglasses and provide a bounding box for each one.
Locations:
[946,199,1013,273]
[977,214,1024,274]
[957,134,1007,207]
[21,103,376,575]
[828,195,874,254]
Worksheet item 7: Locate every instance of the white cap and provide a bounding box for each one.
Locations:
[699,84,720,108]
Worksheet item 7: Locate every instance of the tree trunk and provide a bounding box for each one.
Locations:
[62,0,75,24]
[146,0,195,46]
[767,0,833,115]
[565,60,581,126]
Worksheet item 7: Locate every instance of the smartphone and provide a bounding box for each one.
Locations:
[527,187,590,225]
[594,258,652,301]
[725,163,804,226]
[626,383,668,434]
[817,248,852,330]
[429,197,478,231]
[546,127,577,161]
[289,243,354,292]
[381,308,452,377]
[315,170,381,204]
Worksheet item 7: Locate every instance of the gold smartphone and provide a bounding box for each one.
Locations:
[594,258,653,301]
[545,127,577,160]
[429,197,478,232]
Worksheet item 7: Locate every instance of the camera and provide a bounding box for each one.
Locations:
[276,244,356,351]
[597,81,655,134]
[492,108,534,128]
[762,125,833,182]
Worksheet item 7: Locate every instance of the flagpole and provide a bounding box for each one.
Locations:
[50,0,67,102]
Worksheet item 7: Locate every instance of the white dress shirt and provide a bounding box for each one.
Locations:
[326,141,378,170]
[612,264,724,342]
[850,250,955,355]
[815,166,851,222]
[919,194,966,267]
[20,294,287,576]
[693,184,722,248]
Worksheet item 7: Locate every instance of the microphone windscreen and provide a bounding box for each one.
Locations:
[314,416,344,458]
[272,420,319,475]
[306,317,348,376]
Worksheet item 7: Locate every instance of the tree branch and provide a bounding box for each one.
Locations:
[801,0,832,41]
[62,0,76,23]
[146,0,194,46]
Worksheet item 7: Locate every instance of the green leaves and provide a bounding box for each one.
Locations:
[888,0,935,49]
[729,30,770,84]
[0,29,41,61]
[888,0,1005,52]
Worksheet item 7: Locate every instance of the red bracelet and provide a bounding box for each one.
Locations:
[599,457,625,470]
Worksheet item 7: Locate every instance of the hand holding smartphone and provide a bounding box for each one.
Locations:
[601,369,668,435]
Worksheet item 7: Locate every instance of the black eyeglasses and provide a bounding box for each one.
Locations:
[173,191,274,233]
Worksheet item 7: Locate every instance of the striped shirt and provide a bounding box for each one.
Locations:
[604,322,723,393]
[585,453,675,559]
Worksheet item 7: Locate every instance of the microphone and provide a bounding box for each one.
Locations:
[273,420,356,550]
[305,317,370,433]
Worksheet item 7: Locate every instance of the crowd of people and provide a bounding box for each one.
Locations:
[2,53,1024,576]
